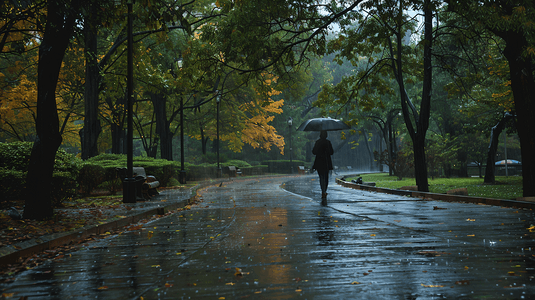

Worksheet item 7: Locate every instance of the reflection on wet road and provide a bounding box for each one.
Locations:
[1,175,534,299]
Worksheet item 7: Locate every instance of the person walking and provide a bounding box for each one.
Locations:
[312,130,334,203]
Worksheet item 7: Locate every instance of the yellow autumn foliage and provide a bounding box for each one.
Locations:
[0,74,37,141]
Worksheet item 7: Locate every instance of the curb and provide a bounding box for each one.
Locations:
[336,177,535,210]
[0,179,227,268]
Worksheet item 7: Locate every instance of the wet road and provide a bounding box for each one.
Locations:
[1,175,535,299]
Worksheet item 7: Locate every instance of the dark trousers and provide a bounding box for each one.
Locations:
[318,171,329,194]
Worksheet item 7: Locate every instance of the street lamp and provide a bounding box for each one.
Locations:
[176,59,186,184]
[287,117,293,174]
[216,92,222,178]
[123,0,136,203]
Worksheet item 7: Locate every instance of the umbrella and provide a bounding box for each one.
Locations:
[495,159,521,165]
[296,117,351,131]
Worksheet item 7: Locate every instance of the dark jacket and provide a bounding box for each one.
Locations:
[312,138,334,173]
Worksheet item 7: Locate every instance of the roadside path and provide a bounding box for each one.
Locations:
[1,175,534,299]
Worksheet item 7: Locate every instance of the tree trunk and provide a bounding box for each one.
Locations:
[412,133,428,191]
[111,121,126,154]
[107,95,126,154]
[361,128,375,171]
[152,93,173,160]
[483,113,512,184]
[24,0,78,220]
[501,33,535,197]
[200,127,208,155]
[414,0,432,191]
[392,0,432,192]
[81,6,101,160]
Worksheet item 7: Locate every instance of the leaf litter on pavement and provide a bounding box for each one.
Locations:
[0,188,200,282]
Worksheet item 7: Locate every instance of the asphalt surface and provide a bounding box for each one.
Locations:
[1,174,534,299]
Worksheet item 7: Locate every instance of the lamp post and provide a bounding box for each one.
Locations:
[123,0,136,203]
[179,95,186,183]
[216,92,221,178]
[287,117,293,174]
[176,59,186,184]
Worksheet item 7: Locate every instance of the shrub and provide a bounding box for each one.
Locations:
[86,153,126,162]
[98,178,122,195]
[0,142,33,171]
[51,171,78,206]
[0,168,26,203]
[0,142,82,205]
[167,177,180,187]
[222,160,251,168]
[78,163,106,194]
[262,160,306,173]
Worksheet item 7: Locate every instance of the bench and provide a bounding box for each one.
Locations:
[116,167,160,200]
[226,166,239,177]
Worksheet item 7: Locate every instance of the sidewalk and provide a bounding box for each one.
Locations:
[3,174,532,270]
[1,175,534,299]
[0,179,225,269]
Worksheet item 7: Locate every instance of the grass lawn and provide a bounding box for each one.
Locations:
[346,173,523,200]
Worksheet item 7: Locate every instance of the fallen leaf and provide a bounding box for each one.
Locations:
[98,286,108,290]
[165,283,173,288]
[351,281,360,285]
[421,284,445,288]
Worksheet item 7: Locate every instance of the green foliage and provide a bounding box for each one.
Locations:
[0,142,82,205]
[0,167,26,202]
[426,132,460,178]
[51,172,78,206]
[83,154,180,187]
[263,160,306,174]
[350,173,522,200]
[97,178,122,195]
[0,142,83,173]
[0,142,33,170]
[221,160,251,168]
[167,177,180,187]
[78,164,106,195]
[86,153,126,162]
[374,144,414,180]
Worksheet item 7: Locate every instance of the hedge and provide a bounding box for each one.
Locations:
[0,142,82,206]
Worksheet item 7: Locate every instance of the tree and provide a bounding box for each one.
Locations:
[24,0,81,220]
[446,1,535,196]
[315,0,435,191]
